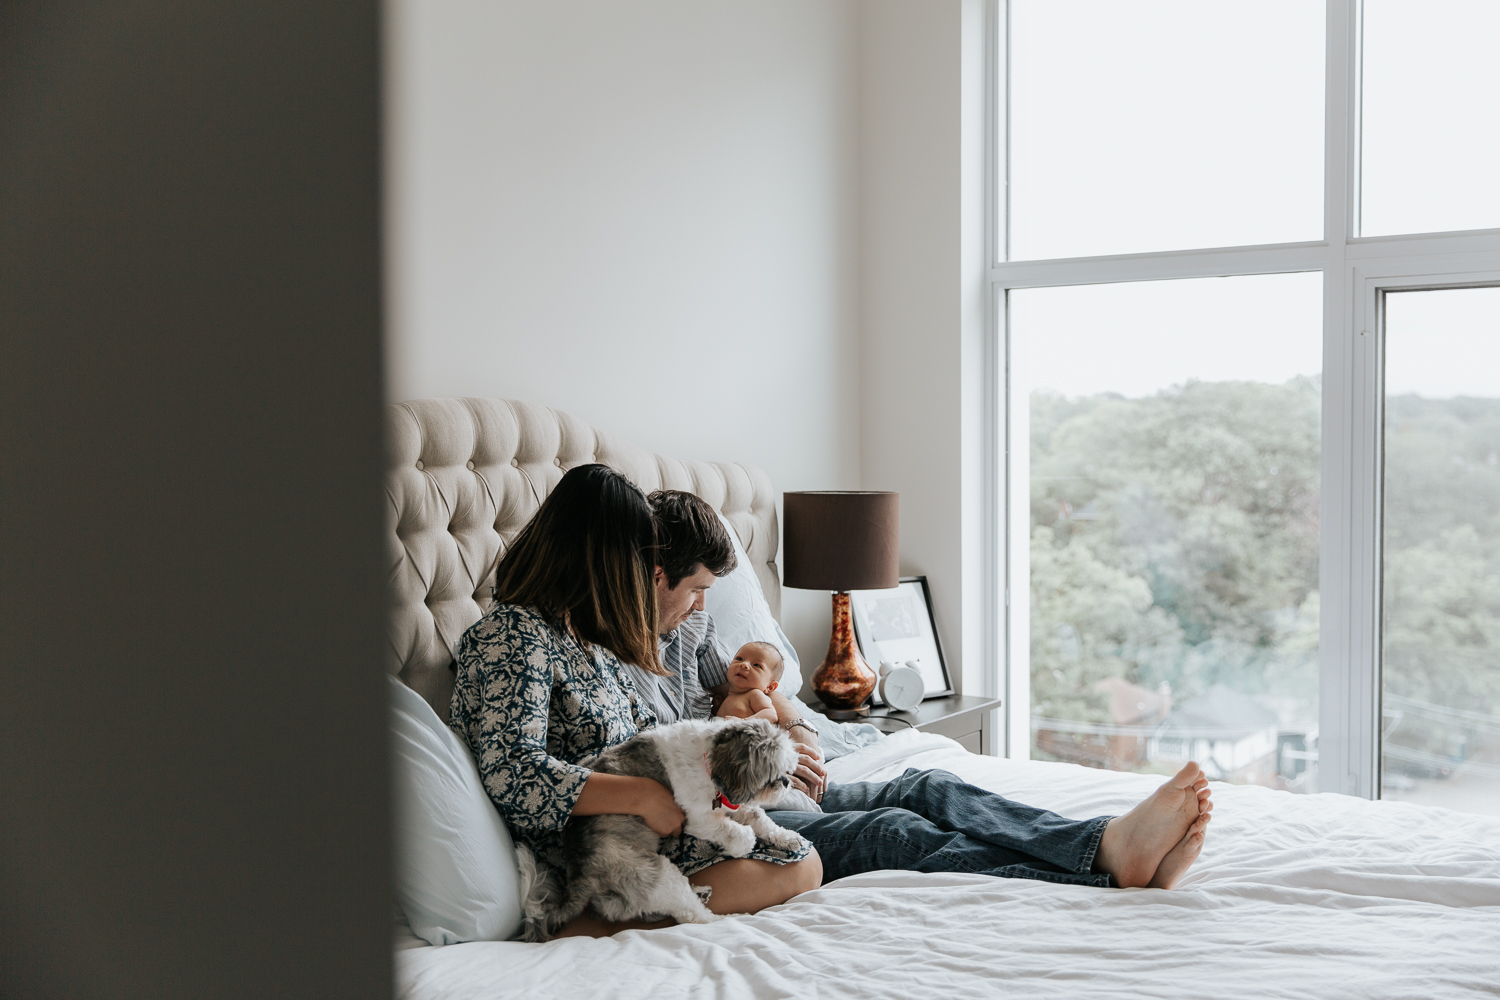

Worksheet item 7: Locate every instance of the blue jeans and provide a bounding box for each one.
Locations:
[768,768,1114,887]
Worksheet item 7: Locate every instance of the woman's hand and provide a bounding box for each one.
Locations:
[574,772,684,836]
[635,779,686,837]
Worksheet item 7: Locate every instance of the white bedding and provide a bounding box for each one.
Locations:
[395,734,1500,999]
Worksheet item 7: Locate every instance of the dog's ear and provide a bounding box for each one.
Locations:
[708,720,789,806]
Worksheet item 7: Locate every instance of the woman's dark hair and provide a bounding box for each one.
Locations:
[648,489,737,588]
[493,464,664,674]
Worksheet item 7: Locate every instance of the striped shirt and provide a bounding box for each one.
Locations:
[624,610,730,726]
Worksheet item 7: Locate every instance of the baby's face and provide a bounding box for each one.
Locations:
[727,644,781,694]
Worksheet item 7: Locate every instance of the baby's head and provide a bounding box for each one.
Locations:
[727,641,784,694]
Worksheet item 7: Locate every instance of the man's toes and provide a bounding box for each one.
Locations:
[1171,763,1202,788]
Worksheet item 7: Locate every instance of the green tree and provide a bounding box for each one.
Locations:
[1030,378,1322,728]
[1029,525,1181,721]
[1383,395,1500,768]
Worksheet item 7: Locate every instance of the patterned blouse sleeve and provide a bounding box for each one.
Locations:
[457,611,591,839]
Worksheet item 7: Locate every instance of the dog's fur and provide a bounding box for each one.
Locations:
[518,718,810,941]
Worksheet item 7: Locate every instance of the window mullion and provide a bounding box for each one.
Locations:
[1318,0,1382,798]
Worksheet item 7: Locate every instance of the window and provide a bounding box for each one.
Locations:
[1013,274,1323,789]
[990,1,1500,811]
[1009,1,1323,260]
[1360,1,1500,237]
[1380,287,1500,815]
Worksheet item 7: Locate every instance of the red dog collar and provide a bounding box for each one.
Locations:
[705,752,739,810]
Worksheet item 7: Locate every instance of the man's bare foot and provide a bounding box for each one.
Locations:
[1147,813,1210,889]
[1093,762,1212,888]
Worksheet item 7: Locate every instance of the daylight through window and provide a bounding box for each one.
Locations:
[992,0,1500,811]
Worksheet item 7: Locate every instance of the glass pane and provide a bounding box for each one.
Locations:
[1011,272,1322,790]
[1008,1,1324,261]
[1361,1,1500,237]
[1381,286,1500,817]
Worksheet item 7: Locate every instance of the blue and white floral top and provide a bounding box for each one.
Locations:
[450,604,809,884]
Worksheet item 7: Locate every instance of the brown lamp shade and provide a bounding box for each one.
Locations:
[782,491,899,592]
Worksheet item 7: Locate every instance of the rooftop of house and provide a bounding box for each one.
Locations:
[1157,684,1280,740]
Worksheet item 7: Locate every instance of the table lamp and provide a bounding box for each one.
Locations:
[782,491,899,719]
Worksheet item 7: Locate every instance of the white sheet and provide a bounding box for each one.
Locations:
[395,733,1500,999]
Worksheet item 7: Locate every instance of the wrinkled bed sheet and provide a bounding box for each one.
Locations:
[395,732,1500,999]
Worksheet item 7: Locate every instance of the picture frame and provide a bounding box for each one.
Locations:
[849,576,953,702]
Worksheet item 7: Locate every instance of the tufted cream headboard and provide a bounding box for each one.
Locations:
[385,398,781,718]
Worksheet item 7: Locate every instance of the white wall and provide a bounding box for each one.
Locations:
[384,0,861,667]
[858,0,990,697]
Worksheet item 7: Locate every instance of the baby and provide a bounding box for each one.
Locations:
[715,640,824,813]
[714,641,785,723]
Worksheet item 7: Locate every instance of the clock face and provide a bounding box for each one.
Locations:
[882,666,924,712]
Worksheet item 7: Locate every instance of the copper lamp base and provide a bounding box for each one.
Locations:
[823,704,871,721]
[810,592,876,716]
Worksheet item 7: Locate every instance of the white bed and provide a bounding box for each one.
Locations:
[397,734,1500,998]
[387,399,1500,1000]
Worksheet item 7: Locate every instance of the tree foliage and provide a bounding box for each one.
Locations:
[1031,378,1322,729]
[1031,379,1500,764]
[1383,395,1500,762]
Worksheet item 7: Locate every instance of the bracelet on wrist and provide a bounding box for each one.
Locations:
[780,719,818,738]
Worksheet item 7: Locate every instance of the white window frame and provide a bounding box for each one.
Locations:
[985,0,1500,797]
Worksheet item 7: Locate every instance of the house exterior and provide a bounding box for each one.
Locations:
[1149,685,1281,785]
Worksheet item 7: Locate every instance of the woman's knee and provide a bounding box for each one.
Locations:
[786,848,823,894]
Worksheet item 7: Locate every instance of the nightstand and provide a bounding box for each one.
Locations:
[813,695,1003,755]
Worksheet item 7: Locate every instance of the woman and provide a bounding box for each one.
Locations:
[449,464,821,937]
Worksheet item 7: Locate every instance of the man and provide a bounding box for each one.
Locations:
[627,490,829,799]
[630,490,1214,891]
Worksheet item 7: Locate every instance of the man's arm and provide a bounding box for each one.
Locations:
[768,689,826,802]
[767,689,819,752]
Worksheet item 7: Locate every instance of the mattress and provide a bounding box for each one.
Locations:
[394,733,1500,999]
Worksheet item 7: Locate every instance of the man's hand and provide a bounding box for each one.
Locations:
[788,741,827,803]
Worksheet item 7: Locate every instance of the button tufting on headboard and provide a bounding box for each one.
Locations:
[385,398,781,719]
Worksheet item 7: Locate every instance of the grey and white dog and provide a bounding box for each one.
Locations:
[519,718,809,941]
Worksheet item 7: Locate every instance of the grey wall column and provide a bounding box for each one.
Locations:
[0,3,390,998]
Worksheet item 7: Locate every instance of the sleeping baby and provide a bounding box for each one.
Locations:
[714,641,785,723]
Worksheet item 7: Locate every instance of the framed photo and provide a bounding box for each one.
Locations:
[850,576,953,701]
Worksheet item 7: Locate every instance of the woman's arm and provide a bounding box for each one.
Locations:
[572,772,684,837]
[454,609,624,838]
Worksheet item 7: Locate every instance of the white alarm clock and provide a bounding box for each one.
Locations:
[877,660,926,712]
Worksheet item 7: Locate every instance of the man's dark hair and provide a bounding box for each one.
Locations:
[648,490,737,588]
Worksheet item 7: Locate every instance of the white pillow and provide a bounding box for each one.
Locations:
[389,674,522,944]
[704,513,803,692]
